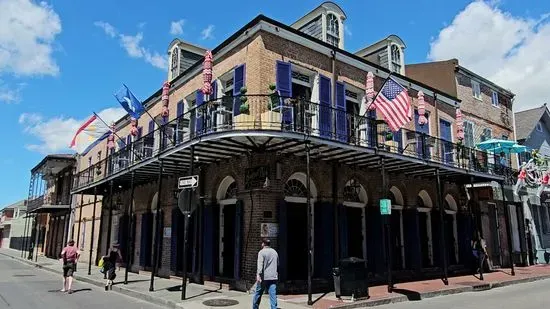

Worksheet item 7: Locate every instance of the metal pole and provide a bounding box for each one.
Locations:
[382,157,393,293]
[106,181,114,255]
[150,160,164,292]
[306,142,313,306]
[197,165,204,284]
[125,171,136,284]
[332,162,339,262]
[76,194,84,248]
[28,214,37,260]
[22,213,29,257]
[436,168,449,285]
[182,145,195,300]
[500,181,515,276]
[35,217,42,262]
[88,188,98,275]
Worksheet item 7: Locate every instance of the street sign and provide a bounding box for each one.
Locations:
[178,175,199,189]
[177,190,192,214]
[380,199,392,215]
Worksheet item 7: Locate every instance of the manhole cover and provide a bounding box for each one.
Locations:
[13,274,35,277]
[202,299,239,307]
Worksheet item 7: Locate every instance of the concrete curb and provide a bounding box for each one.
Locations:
[0,252,183,309]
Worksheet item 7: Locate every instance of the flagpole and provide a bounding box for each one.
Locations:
[361,73,392,118]
[93,112,143,161]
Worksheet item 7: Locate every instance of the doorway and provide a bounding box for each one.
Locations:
[391,210,404,270]
[418,211,432,267]
[220,203,236,278]
[287,202,308,279]
[346,206,364,258]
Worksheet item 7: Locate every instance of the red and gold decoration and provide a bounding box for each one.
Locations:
[417,91,428,126]
[161,81,170,117]
[456,108,464,141]
[107,122,116,150]
[202,50,213,96]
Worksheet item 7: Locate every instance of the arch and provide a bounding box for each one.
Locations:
[285,172,318,200]
[445,194,458,212]
[390,186,405,206]
[216,176,236,201]
[321,1,347,19]
[417,190,433,208]
[150,192,158,211]
[386,34,407,49]
[343,178,368,205]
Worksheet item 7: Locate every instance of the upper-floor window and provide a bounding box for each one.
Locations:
[501,134,508,140]
[464,121,475,148]
[491,91,499,107]
[536,122,543,132]
[326,14,339,47]
[390,45,401,73]
[480,128,492,142]
[471,80,481,100]
[171,48,179,70]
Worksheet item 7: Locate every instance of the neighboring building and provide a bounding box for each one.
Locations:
[0,199,27,249]
[406,59,519,268]
[25,154,75,259]
[69,2,512,293]
[514,103,550,265]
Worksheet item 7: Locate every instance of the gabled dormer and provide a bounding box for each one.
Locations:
[167,39,207,81]
[291,1,347,50]
[355,35,406,75]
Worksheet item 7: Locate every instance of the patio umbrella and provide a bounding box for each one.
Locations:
[491,144,527,154]
[476,138,516,151]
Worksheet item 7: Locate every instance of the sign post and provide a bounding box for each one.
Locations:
[178,175,199,190]
[380,198,393,293]
[178,174,199,300]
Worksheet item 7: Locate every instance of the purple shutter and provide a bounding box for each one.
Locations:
[276,61,293,124]
[195,89,204,133]
[232,65,245,116]
[177,100,184,117]
[319,75,332,138]
[335,82,347,142]
[148,120,155,134]
[211,80,218,100]
[137,127,143,138]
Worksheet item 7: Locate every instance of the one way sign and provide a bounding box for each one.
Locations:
[178,175,199,189]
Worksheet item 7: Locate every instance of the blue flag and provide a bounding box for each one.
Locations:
[114,84,144,118]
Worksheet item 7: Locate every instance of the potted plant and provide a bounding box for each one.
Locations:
[261,83,282,130]
[234,87,255,130]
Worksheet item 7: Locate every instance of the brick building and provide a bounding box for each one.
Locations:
[69,2,512,294]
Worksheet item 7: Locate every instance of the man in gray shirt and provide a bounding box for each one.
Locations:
[252,238,279,309]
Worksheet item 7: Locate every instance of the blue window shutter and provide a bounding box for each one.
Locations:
[367,110,376,119]
[148,120,155,134]
[211,80,218,100]
[393,129,403,152]
[177,100,184,117]
[117,140,124,150]
[335,82,347,142]
[232,64,245,116]
[196,89,204,106]
[319,75,332,138]
[276,61,292,98]
[196,89,204,133]
[137,127,143,138]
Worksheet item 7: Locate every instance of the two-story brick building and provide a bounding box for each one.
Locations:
[68,2,512,296]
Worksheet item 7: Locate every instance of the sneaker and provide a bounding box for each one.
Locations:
[105,285,108,291]
[60,289,66,293]
[68,290,73,294]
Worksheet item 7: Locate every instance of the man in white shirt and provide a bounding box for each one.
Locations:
[252,238,279,309]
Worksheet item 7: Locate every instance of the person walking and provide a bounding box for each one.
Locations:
[472,231,488,280]
[252,238,279,309]
[102,242,123,291]
[60,240,80,294]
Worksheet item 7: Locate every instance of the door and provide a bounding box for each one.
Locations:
[346,207,363,259]
[418,212,431,267]
[415,110,430,159]
[287,202,308,280]
[221,204,236,278]
[391,211,403,270]
[444,213,457,265]
[439,119,453,163]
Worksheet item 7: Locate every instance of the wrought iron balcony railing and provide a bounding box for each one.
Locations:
[72,95,508,190]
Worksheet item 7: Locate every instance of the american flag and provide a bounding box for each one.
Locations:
[373,77,412,132]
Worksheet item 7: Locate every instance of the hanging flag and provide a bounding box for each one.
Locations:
[372,77,412,132]
[114,84,144,118]
[69,114,111,154]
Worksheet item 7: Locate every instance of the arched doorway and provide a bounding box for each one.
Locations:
[216,176,238,278]
[417,190,434,267]
[444,194,459,265]
[389,186,405,270]
[149,192,163,270]
[342,178,367,260]
[283,172,317,280]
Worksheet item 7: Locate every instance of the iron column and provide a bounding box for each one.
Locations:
[436,168,449,285]
[21,213,29,257]
[382,157,393,293]
[76,194,84,248]
[306,142,313,306]
[106,181,114,255]
[125,171,136,284]
[182,145,195,300]
[500,181,515,276]
[150,160,164,292]
[88,188,98,275]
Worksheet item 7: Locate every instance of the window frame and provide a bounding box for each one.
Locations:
[472,80,482,100]
[326,13,340,47]
[536,122,543,132]
[464,120,475,148]
[491,90,499,107]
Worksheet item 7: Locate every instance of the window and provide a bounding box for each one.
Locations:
[390,45,401,73]
[464,121,475,148]
[171,48,179,70]
[536,122,543,132]
[326,14,340,47]
[519,151,532,164]
[501,134,508,140]
[491,91,499,107]
[284,179,308,197]
[472,80,481,100]
[480,128,492,142]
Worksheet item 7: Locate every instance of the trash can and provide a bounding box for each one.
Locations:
[336,257,368,299]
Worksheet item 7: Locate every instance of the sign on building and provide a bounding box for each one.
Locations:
[380,199,391,215]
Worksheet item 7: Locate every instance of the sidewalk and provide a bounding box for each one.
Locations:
[2,248,550,309]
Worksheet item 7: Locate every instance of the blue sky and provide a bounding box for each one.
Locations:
[1,0,549,206]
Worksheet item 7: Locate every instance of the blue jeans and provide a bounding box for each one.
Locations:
[252,280,277,309]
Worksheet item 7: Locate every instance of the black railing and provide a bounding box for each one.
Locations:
[72,95,506,190]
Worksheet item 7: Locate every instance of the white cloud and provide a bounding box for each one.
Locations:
[0,0,62,76]
[0,80,25,104]
[94,21,167,70]
[428,0,550,111]
[19,107,126,154]
[201,25,215,40]
[170,19,185,36]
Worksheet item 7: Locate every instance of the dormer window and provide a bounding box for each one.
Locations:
[390,45,402,73]
[326,14,340,47]
[171,48,179,70]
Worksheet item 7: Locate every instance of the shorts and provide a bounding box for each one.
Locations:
[63,262,75,277]
[106,267,116,280]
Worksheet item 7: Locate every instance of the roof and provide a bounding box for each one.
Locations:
[515,103,549,141]
[167,38,206,55]
[0,199,27,212]
[31,154,76,173]
[291,1,347,28]
[355,34,407,57]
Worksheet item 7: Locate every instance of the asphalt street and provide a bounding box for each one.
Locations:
[377,278,550,309]
[0,254,164,309]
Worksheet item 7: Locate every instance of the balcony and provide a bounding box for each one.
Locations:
[72,95,507,192]
[27,192,71,214]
